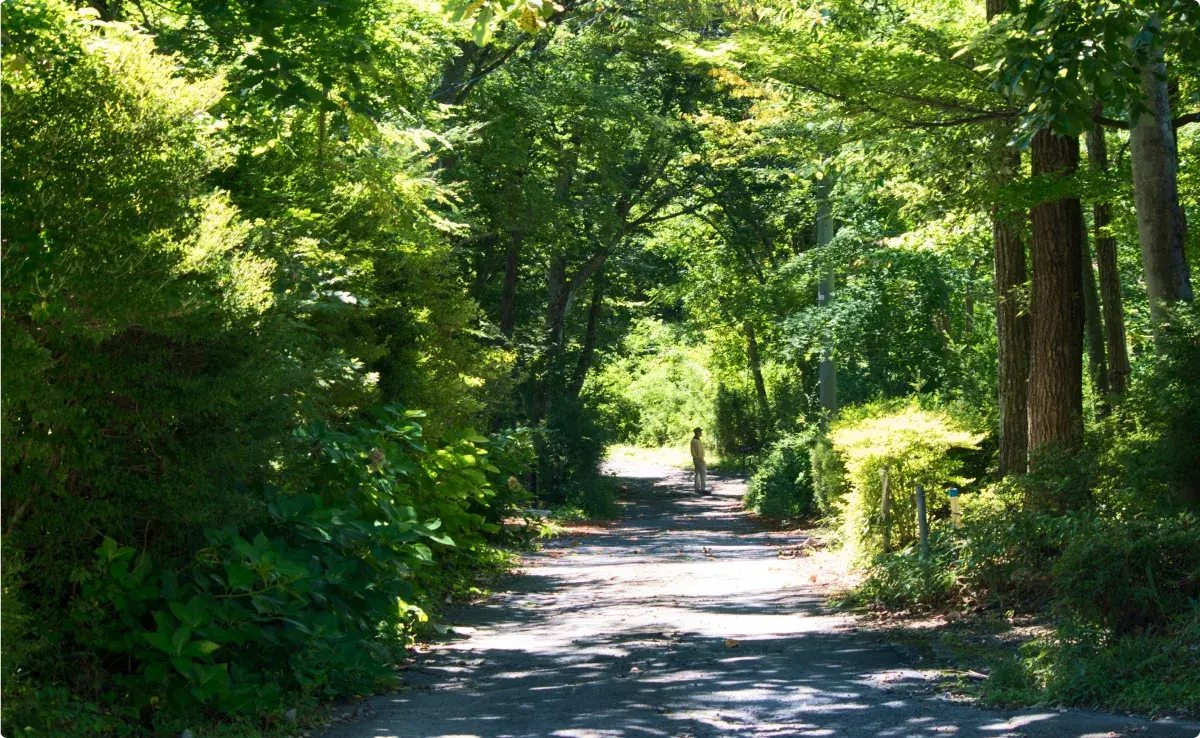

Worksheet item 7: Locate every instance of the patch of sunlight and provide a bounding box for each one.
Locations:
[606,444,694,468]
[980,713,1057,730]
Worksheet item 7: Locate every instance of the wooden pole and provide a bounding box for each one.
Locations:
[915,483,930,559]
[880,465,891,554]
[817,184,837,426]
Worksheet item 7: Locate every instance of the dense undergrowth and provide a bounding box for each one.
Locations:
[749,309,1200,716]
[1,4,536,735]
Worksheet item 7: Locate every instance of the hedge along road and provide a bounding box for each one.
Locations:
[323,458,1200,738]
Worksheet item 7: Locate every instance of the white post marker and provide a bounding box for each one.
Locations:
[949,487,962,529]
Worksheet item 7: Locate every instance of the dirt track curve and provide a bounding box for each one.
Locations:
[322,458,1200,738]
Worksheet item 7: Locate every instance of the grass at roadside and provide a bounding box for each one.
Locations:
[838,600,1200,719]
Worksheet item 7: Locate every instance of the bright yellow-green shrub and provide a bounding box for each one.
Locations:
[828,398,983,561]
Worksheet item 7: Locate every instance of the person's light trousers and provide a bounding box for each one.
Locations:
[693,460,707,492]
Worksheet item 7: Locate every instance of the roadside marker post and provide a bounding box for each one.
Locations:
[915,484,930,559]
[880,465,892,554]
[949,487,961,529]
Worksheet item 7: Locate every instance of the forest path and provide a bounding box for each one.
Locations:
[323,459,1198,738]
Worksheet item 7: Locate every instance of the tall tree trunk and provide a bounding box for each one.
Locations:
[1130,26,1194,328]
[1081,222,1110,413]
[1027,130,1085,470]
[1086,122,1131,396]
[988,0,1030,477]
[546,253,568,345]
[817,198,837,424]
[568,277,605,398]
[745,322,770,423]
[500,232,521,339]
[532,253,570,426]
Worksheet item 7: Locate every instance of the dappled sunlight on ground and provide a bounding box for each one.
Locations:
[321,461,1200,738]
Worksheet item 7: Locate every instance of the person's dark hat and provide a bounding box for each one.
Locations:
[693,427,703,434]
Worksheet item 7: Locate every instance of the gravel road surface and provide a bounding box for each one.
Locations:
[322,459,1200,738]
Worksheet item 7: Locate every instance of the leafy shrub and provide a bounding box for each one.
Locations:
[4,408,509,735]
[848,533,960,610]
[1089,303,1200,513]
[951,484,1081,609]
[828,398,983,560]
[745,430,818,520]
[1051,514,1200,634]
[985,616,1200,716]
[714,383,760,459]
[475,427,536,530]
[851,476,1200,629]
[556,476,621,520]
[536,395,612,502]
[810,434,849,518]
[3,9,517,731]
[0,537,29,729]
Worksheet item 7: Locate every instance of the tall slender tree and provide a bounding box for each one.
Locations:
[1085,122,1131,396]
[1130,19,1194,327]
[987,0,1031,476]
[1081,225,1110,411]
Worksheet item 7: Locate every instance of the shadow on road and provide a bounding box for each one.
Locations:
[321,460,1199,738]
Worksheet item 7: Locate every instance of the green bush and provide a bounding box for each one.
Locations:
[951,484,1080,609]
[847,533,960,610]
[828,398,983,560]
[535,395,612,502]
[3,407,511,735]
[2,10,530,733]
[556,476,621,520]
[810,435,850,518]
[477,427,537,529]
[714,383,761,459]
[985,616,1200,716]
[1051,514,1200,634]
[0,537,29,729]
[1089,303,1200,513]
[744,430,818,520]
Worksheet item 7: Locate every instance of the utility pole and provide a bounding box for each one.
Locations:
[817,192,837,425]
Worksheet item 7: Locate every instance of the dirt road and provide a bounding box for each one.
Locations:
[323,459,1199,738]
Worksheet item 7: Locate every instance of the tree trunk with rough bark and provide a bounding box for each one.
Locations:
[745,322,770,424]
[568,277,605,398]
[1081,224,1110,413]
[1086,123,1131,396]
[1130,29,1194,328]
[988,0,1030,477]
[545,253,568,346]
[531,253,570,426]
[1027,129,1085,470]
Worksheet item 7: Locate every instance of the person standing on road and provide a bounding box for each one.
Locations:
[690,427,708,495]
